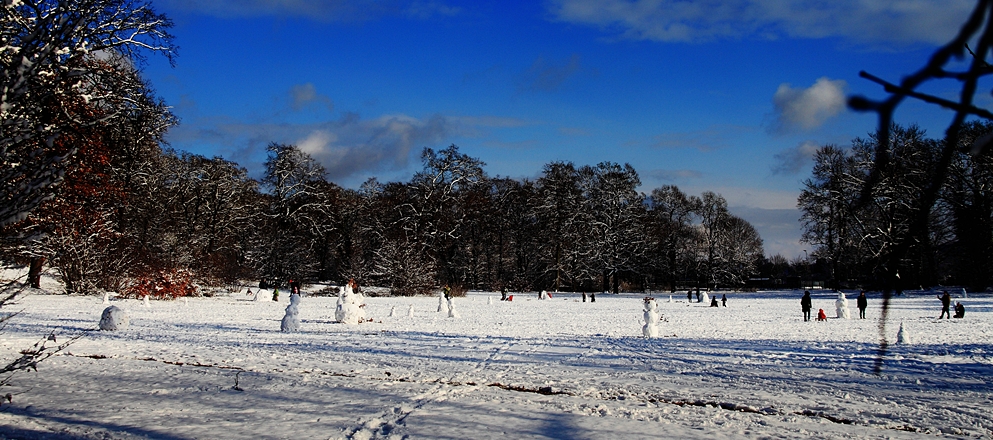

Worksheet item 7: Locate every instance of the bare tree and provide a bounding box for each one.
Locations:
[646,185,699,291]
[1,0,174,227]
[579,162,646,293]
[536,162,584,291]
[259,143,332,284]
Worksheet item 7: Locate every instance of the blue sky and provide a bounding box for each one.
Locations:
[142,0,978,259]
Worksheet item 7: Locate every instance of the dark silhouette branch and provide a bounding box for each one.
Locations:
[848,0,993,374]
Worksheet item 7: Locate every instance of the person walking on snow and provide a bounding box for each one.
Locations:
[857,291,868,319]
[938,290,952,319]
[721,294,727,307]
[801,291,812,322]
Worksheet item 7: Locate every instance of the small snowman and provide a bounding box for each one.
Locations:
[700,291,710,304]
[438,295,448,313]
[447,297,460,318]
[642,297,660,338]
[836,292,851,319]
[281,293,301,332]
[407,304,415,317]
[99,306,129,331]
[896,322,912,344]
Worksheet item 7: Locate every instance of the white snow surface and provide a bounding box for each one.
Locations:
[1,288,992,439]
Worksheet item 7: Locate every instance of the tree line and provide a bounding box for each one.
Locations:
[7,138,769,296]
[799,122,993,292]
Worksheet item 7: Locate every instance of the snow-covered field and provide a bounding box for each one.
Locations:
[1,284,991,439]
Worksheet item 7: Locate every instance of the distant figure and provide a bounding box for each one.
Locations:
[272,288,279,302]
[938,290,952,319]
[801,290,812,322]
[710,296,719,307]
[721,294,727,307]
[695,288,701,302]
[582,292,587,302]
[687,291,693,302]
[954,302,965,319]
[816,308,827,321]
[591,292,596,302]
[443,285,452,300]
[856,291,868,319]
[501,287,508,301]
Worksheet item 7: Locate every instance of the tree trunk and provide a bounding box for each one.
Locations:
[28,257,45,289]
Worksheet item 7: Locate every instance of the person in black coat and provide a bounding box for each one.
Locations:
[856,291,868,319]
[801,291,812,322]
[938,291,952,319]
[954,302,965,318]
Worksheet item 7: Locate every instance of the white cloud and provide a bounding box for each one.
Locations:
[165,111,476,186]
[547,0,973,46]
[290,83,334,112]
[297,130,338,156]
[771,141,820,175]
[772,77,847,131]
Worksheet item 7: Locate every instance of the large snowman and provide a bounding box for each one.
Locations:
[835,292,851,319]
[642,297,660,338]
[335,280,366,325]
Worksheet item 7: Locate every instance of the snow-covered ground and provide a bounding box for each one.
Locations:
[0,284,991,439]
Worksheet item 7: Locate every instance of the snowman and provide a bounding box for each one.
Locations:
[836,292,851,319]
[642,297,660,338]
[281,293,301,332]
[897,322,912,344]
[99,306,129,331]
[447,297,460,319]
[335,280,366,325]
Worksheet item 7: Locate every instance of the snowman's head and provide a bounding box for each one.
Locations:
[643,297,656,310]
